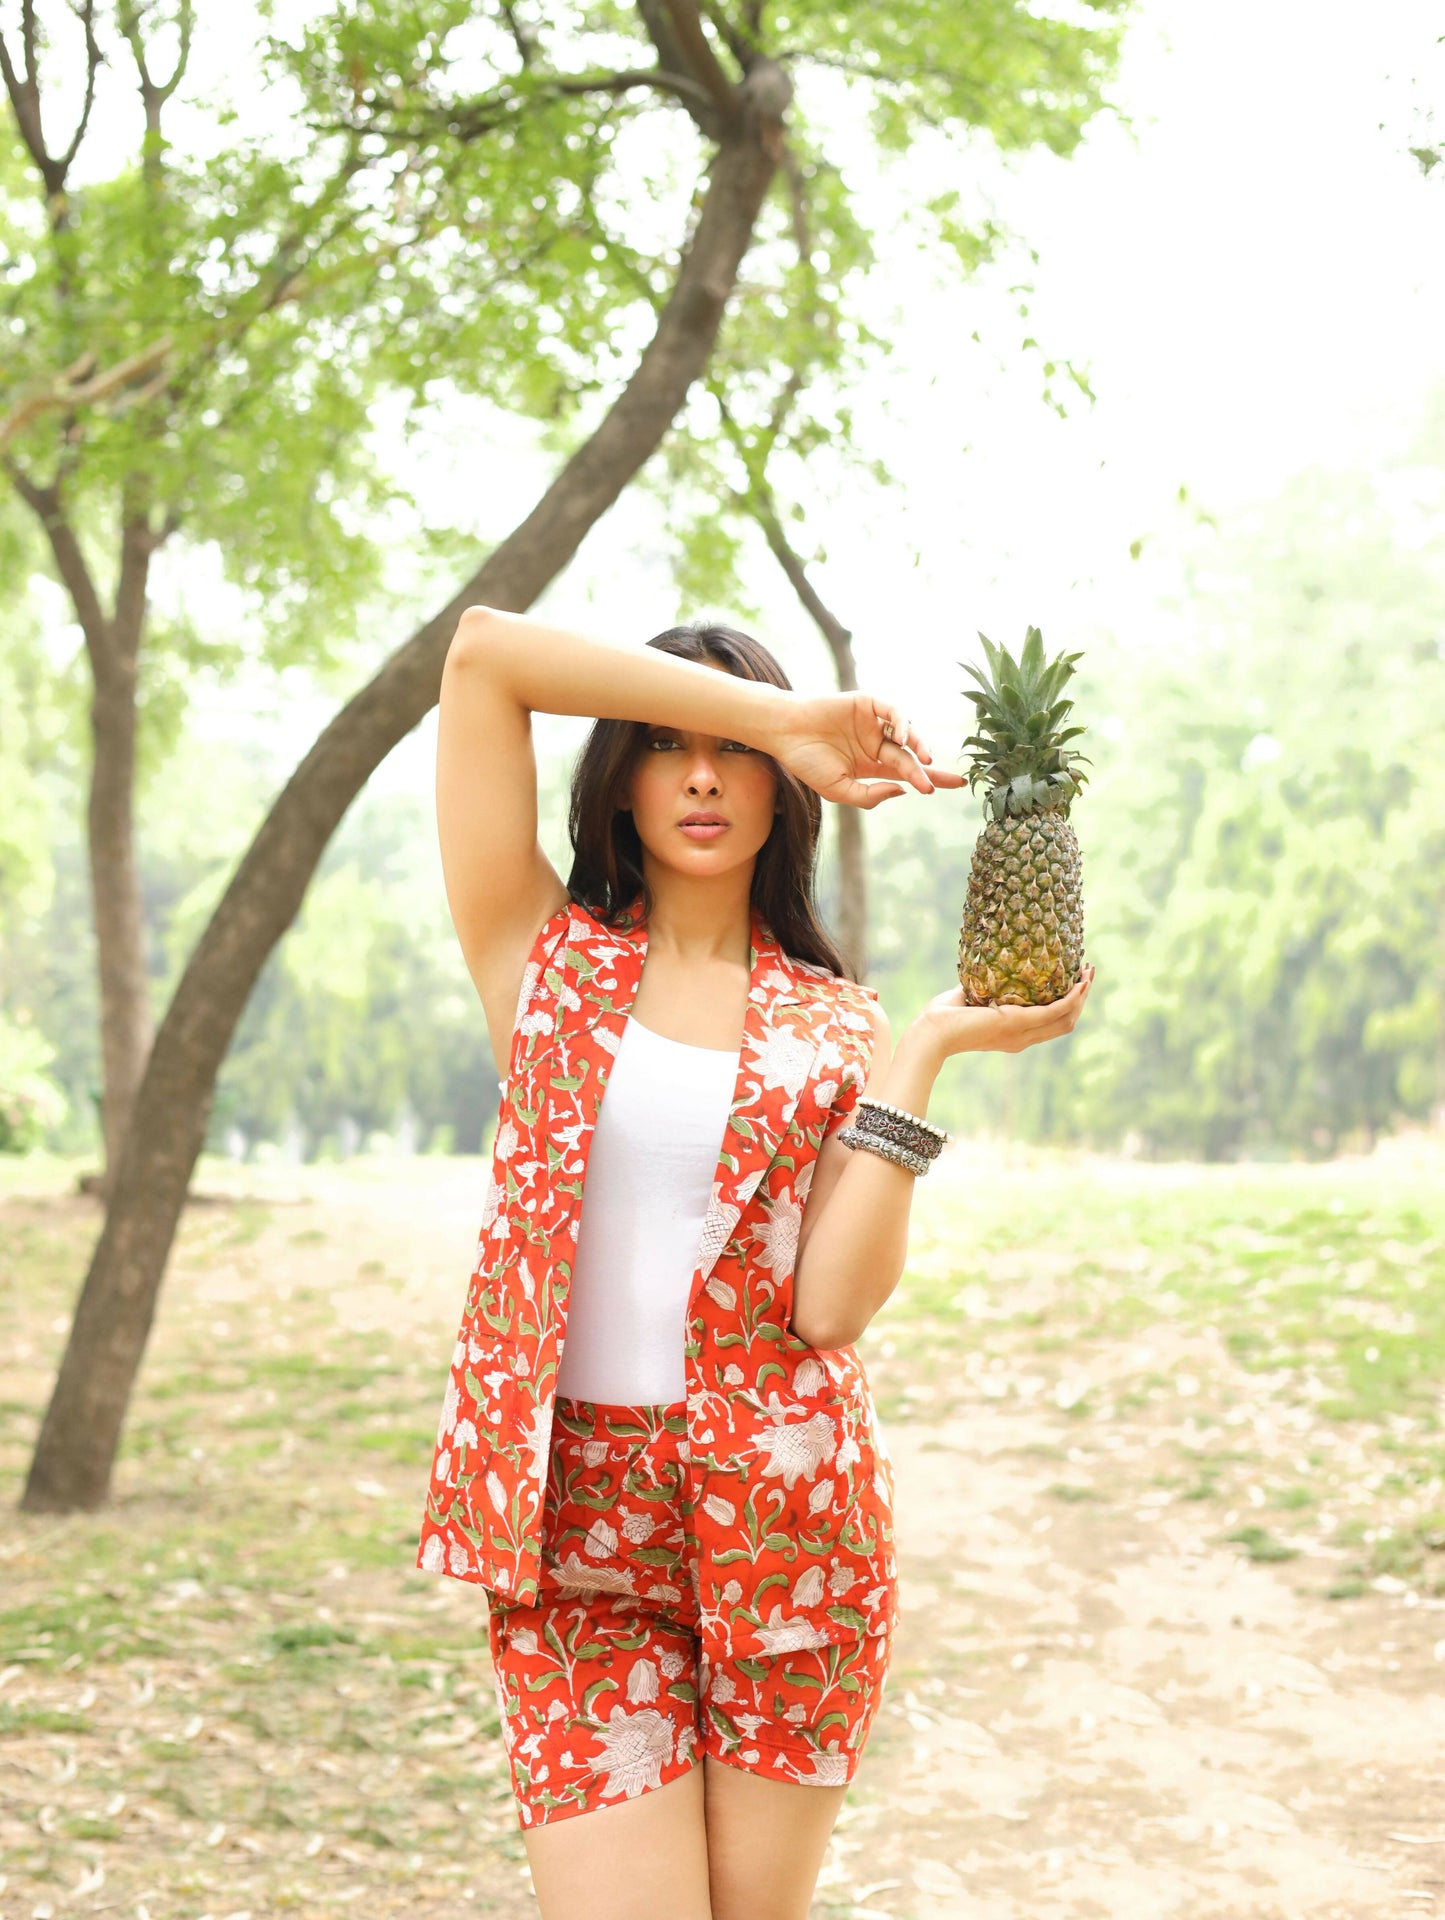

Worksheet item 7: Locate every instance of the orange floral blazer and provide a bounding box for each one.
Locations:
[416,891,900,1657]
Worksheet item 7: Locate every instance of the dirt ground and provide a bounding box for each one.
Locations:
[2,1143,1443,1919]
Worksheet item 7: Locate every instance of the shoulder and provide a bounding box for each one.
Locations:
[789,958,882,1048]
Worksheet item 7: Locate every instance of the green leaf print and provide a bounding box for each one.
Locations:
[707,1702,736,1741]
[581,1676,619,1715]
[754,1571,789,1604]
[732,1116,756,1141]
[667,1681,699,1703]
[837,1673,862,1693]
[761,1533,796,1552]
[826,1605,869,1633]
[551,1072,587,1092]
[735,1658,770,1681]
[816,1710,849,1736]
[632,1546,682,1567]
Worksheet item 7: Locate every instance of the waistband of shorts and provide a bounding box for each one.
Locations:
[555,1394,686,1417]
[551,1395,688,1443]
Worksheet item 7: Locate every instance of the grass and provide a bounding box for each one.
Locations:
[1,1140,1443,1914]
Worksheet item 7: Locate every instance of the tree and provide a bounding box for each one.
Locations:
[17,0,1128,1513]
[0,0,714,1186]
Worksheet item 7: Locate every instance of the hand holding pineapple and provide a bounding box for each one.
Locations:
[914,963,1094,1059]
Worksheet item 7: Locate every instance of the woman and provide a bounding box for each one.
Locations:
[417,605,1093,1919]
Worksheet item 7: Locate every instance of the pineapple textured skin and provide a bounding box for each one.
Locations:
[958,812,1084,1007]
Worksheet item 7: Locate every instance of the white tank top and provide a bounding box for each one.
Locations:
[553,1013,739,1406]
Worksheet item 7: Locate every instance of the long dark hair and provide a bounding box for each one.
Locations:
[565,621,851,977]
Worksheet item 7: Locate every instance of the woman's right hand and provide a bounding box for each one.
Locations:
[765,690,967,808]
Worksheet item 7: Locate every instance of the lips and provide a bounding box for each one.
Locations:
[681,813,727,825]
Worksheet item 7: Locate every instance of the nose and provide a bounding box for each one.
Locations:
[684,751,722,794]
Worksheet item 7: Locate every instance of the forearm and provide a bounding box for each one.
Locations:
[452,604,791,746]
[790,1019,948,1348]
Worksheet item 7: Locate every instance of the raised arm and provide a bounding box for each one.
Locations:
[436,603,960,1065]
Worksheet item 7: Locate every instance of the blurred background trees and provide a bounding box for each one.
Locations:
[8,404,1444,1164]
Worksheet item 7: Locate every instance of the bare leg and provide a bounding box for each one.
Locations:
[521,1762,713,1920]
[702,1753,850,1920]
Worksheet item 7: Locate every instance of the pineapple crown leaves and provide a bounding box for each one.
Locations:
[958,625,1093,821]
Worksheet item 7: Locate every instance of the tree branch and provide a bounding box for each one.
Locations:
[699,0,757,74]
[499,0,539,68]
[0,340,174,452]
[660,0,741,128]
[118,0,196,170]
[5,460,113,665]
[0,0,101,209]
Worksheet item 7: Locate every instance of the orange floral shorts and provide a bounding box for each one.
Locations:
[485,1396,895,1828]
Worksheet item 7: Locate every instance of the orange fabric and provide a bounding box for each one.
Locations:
[417,893,900,1658]
[488,1395,894,1827]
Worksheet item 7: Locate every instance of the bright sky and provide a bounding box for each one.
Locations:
[163,0,1445,820]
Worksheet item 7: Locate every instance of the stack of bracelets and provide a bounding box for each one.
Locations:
[837,1096,951,1176]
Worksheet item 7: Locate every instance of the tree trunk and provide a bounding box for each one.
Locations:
[21,76,788,1514]
[89,519,156,1187]
[755,501,870,979]
[10,478,160,1191]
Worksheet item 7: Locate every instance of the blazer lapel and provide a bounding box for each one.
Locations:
[689,909,818,1306]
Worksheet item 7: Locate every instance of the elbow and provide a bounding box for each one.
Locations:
[446,605,502,671]
[787,1301,865,1353]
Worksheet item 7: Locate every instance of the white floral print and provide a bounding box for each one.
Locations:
[752,1412,838,1490]
[593,1706,675,1800]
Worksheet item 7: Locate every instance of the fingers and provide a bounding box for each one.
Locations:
[834,777,908,809]
[1004,965,1094,1049]
[873,702,944,793]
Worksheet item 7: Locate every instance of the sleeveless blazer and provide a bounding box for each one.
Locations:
[415,891,900,1657]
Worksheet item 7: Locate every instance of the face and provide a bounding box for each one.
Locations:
[620,663,781,881]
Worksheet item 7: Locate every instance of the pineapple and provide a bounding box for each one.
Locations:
[956,626,1090,1007]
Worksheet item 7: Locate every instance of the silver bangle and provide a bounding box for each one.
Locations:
[855,1096,950,1145]
[853,1107,944,1162]
[838,1125,933,1176]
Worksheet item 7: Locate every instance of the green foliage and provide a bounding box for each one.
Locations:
[214,810,497,1158]
[0,571,74,1150]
